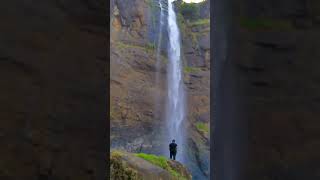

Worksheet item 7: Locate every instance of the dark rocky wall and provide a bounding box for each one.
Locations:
[212,0,320,179]
[0,1,108,180]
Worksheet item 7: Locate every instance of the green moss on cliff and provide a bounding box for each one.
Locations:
[240,17,294,31]
[116,42,155,52]
[135,153,187,180]
[110,104,115,120]
[189,18,210,26]
[146,42,156,50]
[179,2,200,20]
[177,13,187,34]
[177,4,209,45]
[135,153,168,169]
[145,0,157,28]
[196,122,209,133]
[184,66,201,73]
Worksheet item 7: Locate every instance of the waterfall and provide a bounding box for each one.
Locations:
[165,0,186,163]
[155,0,165,121]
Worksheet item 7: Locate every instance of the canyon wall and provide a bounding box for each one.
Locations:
[0,0,108,180]
[213,0,320,179]
[110,0,210,179]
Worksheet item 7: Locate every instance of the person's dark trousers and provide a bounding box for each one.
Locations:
[170,151,176,160]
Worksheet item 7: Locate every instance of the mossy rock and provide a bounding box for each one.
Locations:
[135,153,191,180]
[195,122,209,134]
[110,151,192,180]
[184,66,201,74]
[110,151,142,180]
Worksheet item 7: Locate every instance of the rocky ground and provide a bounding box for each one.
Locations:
[110,0,210,179]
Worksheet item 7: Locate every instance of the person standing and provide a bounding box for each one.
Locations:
[169,139,177,160]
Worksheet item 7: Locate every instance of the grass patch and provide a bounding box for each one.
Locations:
[240,17,294,31]
[135,153,187,180]
[188,18,210,27]
[116,41,155,52]
[135,153,168,169]
[196,122,209,133]
[184,66,201,73]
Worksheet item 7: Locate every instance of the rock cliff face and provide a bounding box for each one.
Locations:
[110,0,166,152]
[110,0,210,179]
[212,0,320,179]
[0,0,107,180]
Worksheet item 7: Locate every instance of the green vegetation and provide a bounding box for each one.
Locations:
[189,18,210,26]
[110,151,142,180]
[145,0,157,28]
[177,13,187,34]
[116,41,155,52]
[146,42,156,50]
[110,104,115,119]
[239,17,294,31]
[179,2,200,20]
[196,122,209,133]
[135,153,168,169]
[184,66,201,73]
[176,3,209,45]
[135,153,187,180]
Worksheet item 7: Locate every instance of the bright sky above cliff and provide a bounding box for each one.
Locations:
[183,0,205,3]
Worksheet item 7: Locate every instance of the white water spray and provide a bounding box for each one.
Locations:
[165,0,186,162]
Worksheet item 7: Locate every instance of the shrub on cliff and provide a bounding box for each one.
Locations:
[180,3,200,20]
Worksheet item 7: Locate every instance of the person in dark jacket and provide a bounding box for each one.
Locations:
[169,139,177,160]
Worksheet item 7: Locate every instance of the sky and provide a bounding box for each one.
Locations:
[182,0,205,3]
